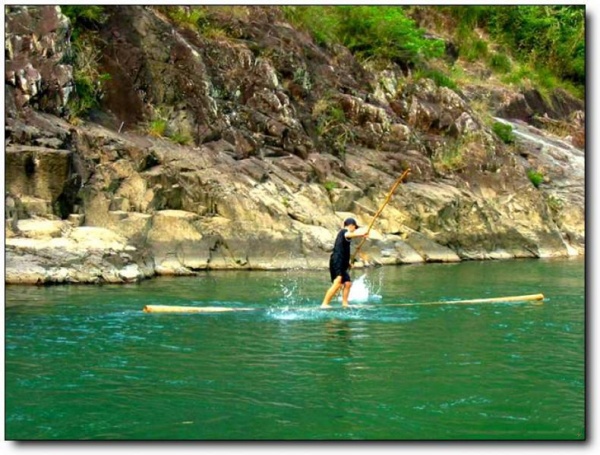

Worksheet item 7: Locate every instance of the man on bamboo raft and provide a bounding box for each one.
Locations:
[321,218,369,309]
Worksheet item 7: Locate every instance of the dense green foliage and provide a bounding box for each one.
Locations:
[443,5,584,89]
[527,169,544,188]
[68,52,111,118]
[283,5,583,97]
[283,6,444,67]
[414,69,457,90]
[492,122,515,144]
[61,6,107,39]
[60,6,110,119]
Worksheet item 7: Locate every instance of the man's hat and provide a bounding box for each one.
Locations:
[343,217,359,228]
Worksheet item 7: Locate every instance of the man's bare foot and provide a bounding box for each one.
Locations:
[320,304,331,309]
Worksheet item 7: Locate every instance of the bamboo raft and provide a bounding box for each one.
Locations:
[143,305,255,314]
[143,293,544,314]
[382,293,545,307]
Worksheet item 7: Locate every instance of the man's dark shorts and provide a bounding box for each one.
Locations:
[329,257,351,284]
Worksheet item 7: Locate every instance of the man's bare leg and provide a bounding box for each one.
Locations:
[321,276,342,308]
[341,281,352,307]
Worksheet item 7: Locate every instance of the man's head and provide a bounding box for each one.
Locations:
[343,217,359,231]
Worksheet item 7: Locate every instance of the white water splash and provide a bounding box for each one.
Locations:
[341,274,382,303]
[279,279,298,304]
[277,272,382,307]
[347,274,370,303]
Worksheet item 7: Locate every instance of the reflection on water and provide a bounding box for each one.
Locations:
[5,258,584,440]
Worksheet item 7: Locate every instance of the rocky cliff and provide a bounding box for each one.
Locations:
[4,6,585,284]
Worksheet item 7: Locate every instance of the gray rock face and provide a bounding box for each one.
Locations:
[5,6,73,115]
[4,6,584,284]
[5,224,153,284]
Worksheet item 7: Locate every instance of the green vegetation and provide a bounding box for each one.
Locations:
[282,6,336,46]
[462,38,488,62]
[487,52,512,74]
[145,107,193,145]
[527,169,544,188]
[148,118,168,138]
[432,136,470,172]
[545,194,564,216]
[434,145,465,172]
[323,181,337,192]
[283,6,444,67]
[492,122,515,144]
[160,6,207,30]
[157,6,248,40]
[414,69,457,90]
[61,6,111,120]
[432,131,494,173]
[499,66,535,87]
[440,5,584,95]
[282,5,583,98]
[61,6,107,39]
[312,97,354,157]
[169,132,193,146]
[65,37,111,120]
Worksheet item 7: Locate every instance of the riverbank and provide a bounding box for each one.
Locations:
[5,212,582,285]
[4,6,584,285]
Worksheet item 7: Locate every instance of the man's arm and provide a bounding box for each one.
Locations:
[345,231,369,239]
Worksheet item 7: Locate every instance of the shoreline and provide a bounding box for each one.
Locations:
[4,254,584,286]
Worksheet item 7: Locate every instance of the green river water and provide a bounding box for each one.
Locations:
[4,257,585,441]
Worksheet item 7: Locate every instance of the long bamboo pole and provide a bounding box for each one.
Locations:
[351,168,411,263]
[143,305,255,313]
[143,293,544,314]
[381,293,545,307]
